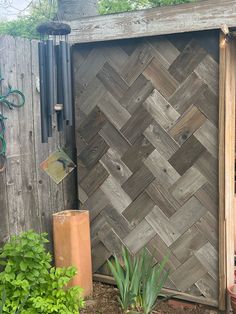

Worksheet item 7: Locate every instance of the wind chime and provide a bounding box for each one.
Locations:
[37,21,73,143]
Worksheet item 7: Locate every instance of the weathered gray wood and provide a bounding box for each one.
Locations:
[100,148,132,184]
[98,93,131,130]
[144,122,179,160]
[169,136,205,175]
[143,90,180,131]
[170,226,207,264]
[0,36,77,248]
[146,206,180,246]
[144,150,180,189]
[170,167,207,204]
[170,256,207,291]
[120,74,154,114]
[169,39,207,83]
[67,0,236,44]
[123,192,155,227]
[80,162,109,196]
[143,58,179,99]
[123,219,156,254]
[121,135,155,172]
[121,165,155,200]
[146,180,179,217]
[16,37,40,232]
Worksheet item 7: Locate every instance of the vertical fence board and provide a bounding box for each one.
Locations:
[0,37,9,246]
[0,35,77,247]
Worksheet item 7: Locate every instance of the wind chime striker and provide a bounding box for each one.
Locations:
[37,21,73,143]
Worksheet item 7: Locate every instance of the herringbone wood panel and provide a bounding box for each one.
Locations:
[74,32,219,302]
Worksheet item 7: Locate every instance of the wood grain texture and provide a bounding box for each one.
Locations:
[67,0,236,43]
[74,32,219,306]
[0,36,77,248]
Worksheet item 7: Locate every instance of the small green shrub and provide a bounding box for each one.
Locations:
[0,230,84,314]
[108,247,169,314]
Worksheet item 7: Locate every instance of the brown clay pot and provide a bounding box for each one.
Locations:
[228,285,236,313]
[53,210,93,297]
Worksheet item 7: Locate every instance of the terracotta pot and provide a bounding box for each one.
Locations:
[228,285,236,313]
[234,197,236,254]
[53,210,93,297]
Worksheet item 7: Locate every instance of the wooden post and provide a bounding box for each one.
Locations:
[219,32,236,311]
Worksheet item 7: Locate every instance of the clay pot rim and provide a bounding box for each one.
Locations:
[53,210,89,217]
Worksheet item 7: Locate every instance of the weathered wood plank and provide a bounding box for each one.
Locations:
[145,150,180,189]
[169,136,205,175]
[143,58,178,98]
[80,162,109,196]
[121,135,154,172]
[97,62,129,100]
[146,206,180,246]
[67,0,236,44]
[169,105,206,145]
[120,42,153,85]
[170,167,207,205]
[146,179,180,217]
[122,165,155,200]
[170,226,207,264]
[100,148,132,184]
[170,256,207,292]
[98,92,131,130]
[144,122,179,160]
[121,106,153,144]
[120,74,154,114]
[170,197,207,235]
[99,122,130,157]
[169,39,207,83]
[123,220,156,254]
[143,90,180,131]
[123,192,155,227]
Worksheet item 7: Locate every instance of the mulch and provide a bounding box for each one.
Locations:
[81,282,219,314]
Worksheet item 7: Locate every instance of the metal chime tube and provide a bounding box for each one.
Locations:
[38,42,48,143]
[66,42,73,126]
[56,45,64,132]
[37,22,72,143]
[45,40,54,137]
[60,40,70,124]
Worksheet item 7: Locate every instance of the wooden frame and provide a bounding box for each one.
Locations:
[66,0,236,44]
[219,32,236,311]
[64,0,236,306]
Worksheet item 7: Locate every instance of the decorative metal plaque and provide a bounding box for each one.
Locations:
[40,149,75,184]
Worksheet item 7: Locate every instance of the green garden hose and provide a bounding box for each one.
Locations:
[0,77,25,172]
[0,114,6,172]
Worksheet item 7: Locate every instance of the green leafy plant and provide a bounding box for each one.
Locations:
[0,0,57,39]
[0,230,84,313]
[108,247,169,314]
[98,0,196,15]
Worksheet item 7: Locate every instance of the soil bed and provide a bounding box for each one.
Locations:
[81,282,219,314]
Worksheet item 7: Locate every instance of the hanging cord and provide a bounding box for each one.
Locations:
[0,77,25,172]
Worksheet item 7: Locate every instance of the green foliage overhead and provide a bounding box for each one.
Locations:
[0,230,84,313]
[98,0,195,14]
[0,0,57,39]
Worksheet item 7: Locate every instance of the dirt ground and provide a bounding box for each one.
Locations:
[81,282,219,314]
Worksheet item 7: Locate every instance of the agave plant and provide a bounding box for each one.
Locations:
[108,247,170,314]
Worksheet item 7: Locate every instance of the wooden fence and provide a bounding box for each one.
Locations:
[0,35,77,247]
[75,31,219,306]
